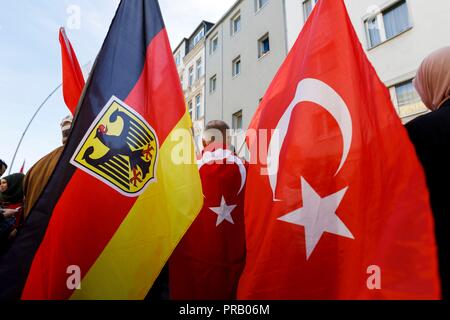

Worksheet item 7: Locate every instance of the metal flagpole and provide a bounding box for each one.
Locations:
[8,83,62,174]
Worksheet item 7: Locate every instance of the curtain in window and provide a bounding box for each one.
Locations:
[396,81,420,107]
[367,18,381,47]
[383,1,409,39]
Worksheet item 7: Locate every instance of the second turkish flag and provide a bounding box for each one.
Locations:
[238,0,440,299]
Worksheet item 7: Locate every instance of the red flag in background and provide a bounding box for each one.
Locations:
[238,0,440,299]
[59,27,85,115]
[19,160,25,174]
[170,145,247,299]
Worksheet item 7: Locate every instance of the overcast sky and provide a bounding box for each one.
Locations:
[0,0,236,174]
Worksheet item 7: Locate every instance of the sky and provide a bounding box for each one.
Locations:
[0,0,236,174]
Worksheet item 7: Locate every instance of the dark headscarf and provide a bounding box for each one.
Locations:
[0,173,25,205]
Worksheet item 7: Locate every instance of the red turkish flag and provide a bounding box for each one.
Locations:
[59,27,85,115]
[238,0,441,300]
[169,144,246,300]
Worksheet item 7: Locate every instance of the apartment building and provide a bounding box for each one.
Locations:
[203,0,450,156]
[289,0,450,123]
[173,21,214,152]
[204,0,290,154]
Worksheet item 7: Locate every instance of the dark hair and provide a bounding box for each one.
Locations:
[0,159,7,170]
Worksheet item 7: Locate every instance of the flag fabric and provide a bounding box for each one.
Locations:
[237,0,440,300]
[19,160,25,174]
[169,144,247,299]
[59,27,85,115]
[0,0,203,300]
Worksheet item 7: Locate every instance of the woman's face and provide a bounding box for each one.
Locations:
[0,179,8,193]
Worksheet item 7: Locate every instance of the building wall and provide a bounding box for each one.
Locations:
[198,0,450,155]
[205,0,289,152]
[182,40,207,152]
[286,0,450,122]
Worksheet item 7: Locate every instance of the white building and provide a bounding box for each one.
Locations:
[204,0,450,156]
[173,21,214,152]
[288,0,450,123]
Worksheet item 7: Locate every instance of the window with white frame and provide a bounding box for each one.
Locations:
[188,100,193,120]
[256,0,269,11]
[175,52,181,66]
[232,110,243,130]
[190,28,205,50]
[195,94,202,119]
[258,33,270,58]
[210,75,217,93]
[180,74,183,88]
[365,0,411,49]
[231,12,241,36]
[392,79,427,118]
[188,66,194,87]
[303,0,318,21]
[196,58,202,80]
[232,56,241,77]
[210,34,218,55]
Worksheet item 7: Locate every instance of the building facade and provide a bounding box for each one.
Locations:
[203,0,450,156]
[173,21,214,152]
[204,0,290,154]
[289,0,450,123]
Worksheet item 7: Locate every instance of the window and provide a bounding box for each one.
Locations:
[232,110,243,130]
[210,35,218,55]
[188,66,194,87]
[258,34,270,58]
[210,75,217,93]
[232,56,241,77]
[190,28,205,50]
[188,100,193,120]
[303,0,318,21]
[180,75,183,88]
[365,0,411,49]
[175,52,181,66]
[195,94,202,119]
[256,0,269,11]
[196,58,202,80]
[393,80,427,118]
[231,12,241,36]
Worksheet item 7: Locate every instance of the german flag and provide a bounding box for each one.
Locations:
[0,0,203,300]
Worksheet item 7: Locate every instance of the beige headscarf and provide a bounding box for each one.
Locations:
[414,46,450,111]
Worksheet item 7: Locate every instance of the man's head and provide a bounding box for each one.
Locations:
[0,159,7,177]
[60,115,74,145]
[202,120,230,148]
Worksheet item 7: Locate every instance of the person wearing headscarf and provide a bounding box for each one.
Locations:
[0,173,25,247]
[23,115,73,219]
[406,46,450,300]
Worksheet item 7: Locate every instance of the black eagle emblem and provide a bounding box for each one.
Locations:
[80,108,157,192]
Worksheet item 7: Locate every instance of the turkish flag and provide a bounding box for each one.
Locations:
[169,144,247,300]
[238,0,441,299]
[59,27,85,115]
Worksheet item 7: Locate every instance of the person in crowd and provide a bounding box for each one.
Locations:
[405,46,450,300]
[169,120,247,300]
[0,173,25,249]
[23,115,73,219]
[0,160,7,177]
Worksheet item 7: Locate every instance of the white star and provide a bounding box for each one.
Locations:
[210,196,237,227]
[278,177,354,260]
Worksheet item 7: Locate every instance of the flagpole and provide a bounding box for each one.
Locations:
[8,83,62,175]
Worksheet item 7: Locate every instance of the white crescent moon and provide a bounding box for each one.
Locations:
[267,78,353,199]
[198,149,247,195]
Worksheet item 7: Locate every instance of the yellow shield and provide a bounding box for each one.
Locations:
[71,96,159,197]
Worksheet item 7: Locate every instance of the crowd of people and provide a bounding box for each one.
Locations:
[0,46,449,300]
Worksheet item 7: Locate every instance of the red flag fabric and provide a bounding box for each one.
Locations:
[169,144,247,299]
[19,160,25,174]
[238,0,441,300]
[59,27,85,115]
